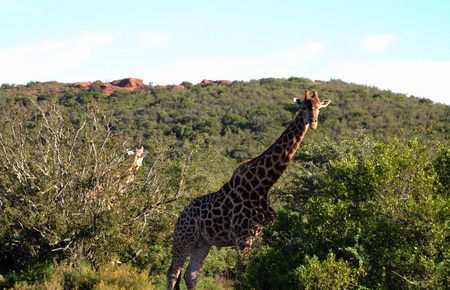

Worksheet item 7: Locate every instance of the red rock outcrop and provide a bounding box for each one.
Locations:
[74,81,92,88]
[216,80,231,85]
[200,79,214,86]
[100,83,115,95]
[66,78,144,95]
[110,78,144,89]
[200,79,231,87]
[93,78,144,95]
[170,85,186,91]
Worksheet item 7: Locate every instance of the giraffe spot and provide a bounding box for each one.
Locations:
[243,209,253,219]
[229,190,239,200]
[245,171,253,180]
[192,208,200,216]
[267,169,276,179]
[265,156,273,167]
[224,197,233,208]
[250,177,259,188]
[206,227,215,236]
[205,220,212,227]
[257,167,266,179]
[251,192,260,200]
[222,206,230,216]
[243,199,252,208]
[244,182,252,192]
[227,196,235,207]
[274,145,282,154]
[236,186,246,195]
[222,183,231,192]
[289,137,296,146]
[275,162,287,171]
[234,175,241,185]
[212,208,222,216]
[254,185,265,194]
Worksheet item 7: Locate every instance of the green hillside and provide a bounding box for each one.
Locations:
[1,78,448,159]
[0,78,449,289]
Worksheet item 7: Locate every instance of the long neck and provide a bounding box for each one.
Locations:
[227,109,309,198]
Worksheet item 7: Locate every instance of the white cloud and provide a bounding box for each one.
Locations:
[142,32,171,47]
[0,33,113,84]
[314,60,450,104]
[361,33,395,53]
[278,42,325,64]
[0,0,10,7]
[138,42,325,84]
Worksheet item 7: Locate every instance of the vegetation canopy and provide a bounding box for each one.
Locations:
[0,78,448,289]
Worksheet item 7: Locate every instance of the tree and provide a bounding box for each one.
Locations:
[0,101,191,273]
[243,139,450,289]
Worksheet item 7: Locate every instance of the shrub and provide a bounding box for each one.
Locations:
[0,263,153,290]
[243,139,450,289]
[95,263,152,290]
[293,253,355,290]
[0,101,191,273]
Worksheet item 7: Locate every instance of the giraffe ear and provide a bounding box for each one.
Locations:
[320,100,331,108]
[293,98,303,106]
[304,90,311,100]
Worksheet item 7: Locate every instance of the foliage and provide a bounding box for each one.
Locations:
[293,253,355,290]
[0,101,192,273]
[243,139,450,289]
[0,78,448,160]
[0,78,449,289]
[0,262,153,290]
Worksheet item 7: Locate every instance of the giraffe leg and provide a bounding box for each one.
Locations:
[167,241,191,290]
[167,256,186,290]
[237,236,254,255]
[184,242,211,290]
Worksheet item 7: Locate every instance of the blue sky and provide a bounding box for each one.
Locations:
[1,0,449,103]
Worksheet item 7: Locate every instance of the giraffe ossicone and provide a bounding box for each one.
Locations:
[167,91,331,290]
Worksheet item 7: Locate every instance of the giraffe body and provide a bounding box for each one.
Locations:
[167,91,330,290]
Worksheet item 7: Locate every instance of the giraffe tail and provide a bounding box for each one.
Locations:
[174,272,182,290]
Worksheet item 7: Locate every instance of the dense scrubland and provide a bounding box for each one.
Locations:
[0,78,449,289]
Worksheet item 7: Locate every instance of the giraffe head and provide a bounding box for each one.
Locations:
[126,146,147,171]
[293,91,331,129]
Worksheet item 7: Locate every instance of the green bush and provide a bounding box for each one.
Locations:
[0,78,449,288]
[0,263,153,290]
[64,265,100,290]
[0,102,192,273]
[95,263,153,290]
[293,253,355,290]
[244,139,450,289]
[0,263,56,289]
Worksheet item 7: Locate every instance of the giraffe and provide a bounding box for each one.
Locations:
[85,145,147,209]
[167,91,331,290]
[124,146,147,185]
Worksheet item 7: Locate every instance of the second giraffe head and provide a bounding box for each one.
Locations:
[293,91,331,129]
